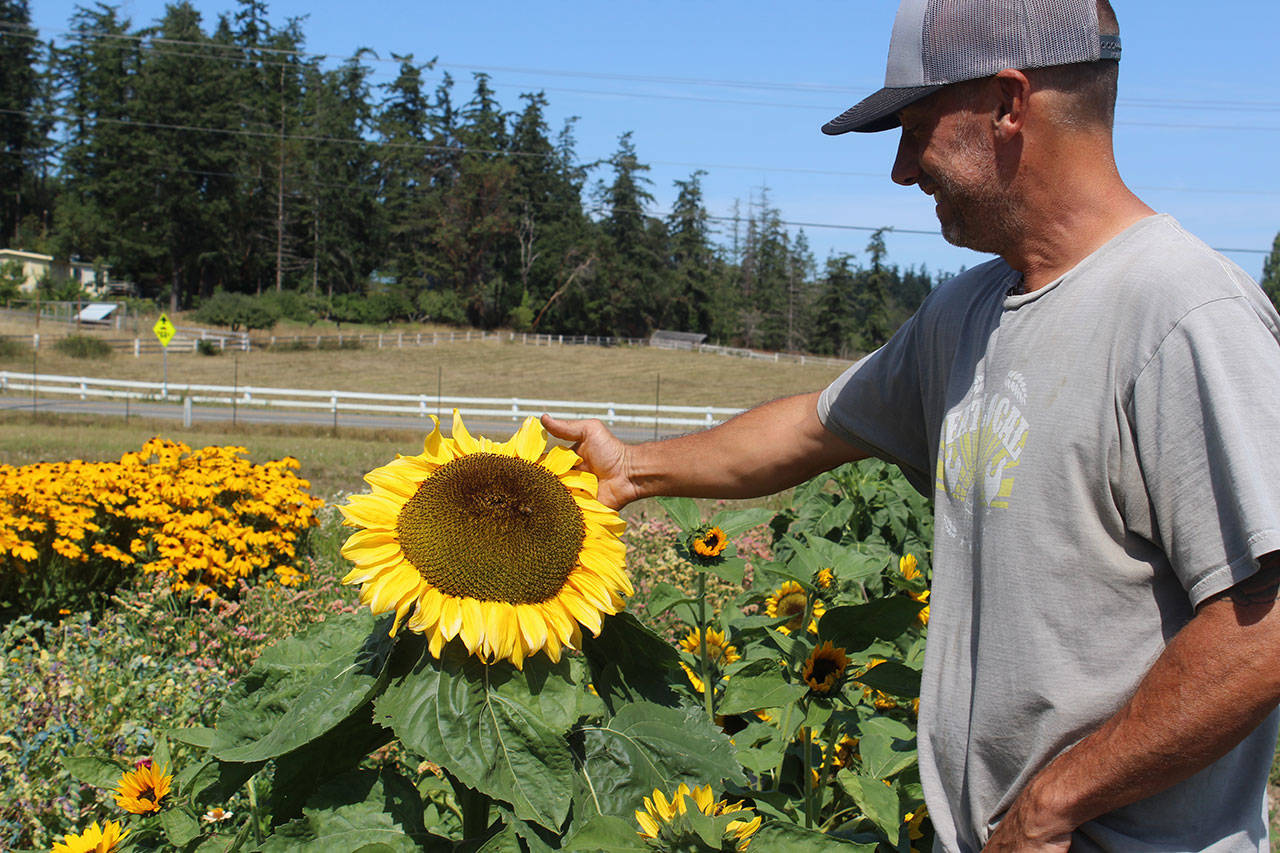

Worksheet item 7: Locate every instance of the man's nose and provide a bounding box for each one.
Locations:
[891,130,919,187]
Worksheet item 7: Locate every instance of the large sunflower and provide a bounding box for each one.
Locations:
[340,411,630,668]
[764,580,825,635]
[51,820,129,853]
[114,760,172,814]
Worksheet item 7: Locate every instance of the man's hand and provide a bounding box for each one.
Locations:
[981,787,1073,852]
[540,414,638,510]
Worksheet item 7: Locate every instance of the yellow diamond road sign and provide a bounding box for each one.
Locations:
[153,313,176,348]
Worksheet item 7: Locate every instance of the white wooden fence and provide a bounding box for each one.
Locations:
[0,371,745,430]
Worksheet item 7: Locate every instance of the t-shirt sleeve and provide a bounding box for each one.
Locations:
[1128,295,1280,607]
[818,311,933,494]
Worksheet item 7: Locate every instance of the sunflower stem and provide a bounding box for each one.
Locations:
[771,702,795,792]
[802,724,814,829]
[697,570,715,723]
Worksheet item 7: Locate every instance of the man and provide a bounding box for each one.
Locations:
[544,0,1280,849]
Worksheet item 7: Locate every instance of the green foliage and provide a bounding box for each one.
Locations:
[195,338,221,356]
[52,333,111,359]
[192,291,281,332]
[0,336,28,359]
[0,260,24,301]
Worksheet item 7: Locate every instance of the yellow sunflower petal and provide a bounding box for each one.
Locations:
[338,493,402,529]
[515,603,549,655]
[451,409,480,455]
[541,445,580,476]
[341,529,401,564]
[509,417,547,462]
[559,470,598,495]
[438,595,463,641]
[458,597,485,653]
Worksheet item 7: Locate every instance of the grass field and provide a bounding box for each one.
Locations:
[0,322,846,408]
[0,316,848,500]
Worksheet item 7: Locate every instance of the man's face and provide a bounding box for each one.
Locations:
[892,84,1021,254]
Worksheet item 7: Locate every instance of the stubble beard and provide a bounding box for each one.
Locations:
[929,129,1024,255]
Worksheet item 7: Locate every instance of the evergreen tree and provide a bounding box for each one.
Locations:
[666,170,717,334]
[0,0,39,244]
[1261,231,1280,313]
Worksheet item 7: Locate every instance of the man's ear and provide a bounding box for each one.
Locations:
[992,68,1031,141]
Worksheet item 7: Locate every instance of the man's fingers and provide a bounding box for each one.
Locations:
[539,413,581,442]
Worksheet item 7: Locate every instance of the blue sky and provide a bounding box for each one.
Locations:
[29,0,1280,281]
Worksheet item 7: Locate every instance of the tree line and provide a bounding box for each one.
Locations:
[2,0,943,356]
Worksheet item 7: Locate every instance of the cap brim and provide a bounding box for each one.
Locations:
[821,84,945,135]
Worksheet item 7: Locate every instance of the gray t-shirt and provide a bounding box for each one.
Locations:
[818,214,1280,852]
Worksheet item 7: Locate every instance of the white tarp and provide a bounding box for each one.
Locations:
[76,303,117,323]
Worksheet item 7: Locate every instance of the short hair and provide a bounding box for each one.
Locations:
[1026,0,1120,129]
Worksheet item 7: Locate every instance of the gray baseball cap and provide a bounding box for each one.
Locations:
[822,0,1122,135]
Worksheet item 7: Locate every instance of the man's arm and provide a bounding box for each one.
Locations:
[984,554,1280,851]
[541,391,866,509]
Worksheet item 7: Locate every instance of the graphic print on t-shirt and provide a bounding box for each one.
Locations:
[935,369,1030,509]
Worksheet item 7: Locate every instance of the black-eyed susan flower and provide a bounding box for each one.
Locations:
[634,783,762,850]
[339,411,631,669]
[51,820,129,853]
[114,760,172,814]
[764,580,825,635]
[688,524,728,563]
[801,640,850,693]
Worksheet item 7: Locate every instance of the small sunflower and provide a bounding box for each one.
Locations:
[910,588,930,626]
[764,580,825,635]
[51,820,129,853]
[899,553,921,581]
[688,524,728,563]
[679,627,741,667]
[339,412,631,668]
[114,760,172,814]
[815,567,835,588]
[634,783,762,851]
[802,640,850,693]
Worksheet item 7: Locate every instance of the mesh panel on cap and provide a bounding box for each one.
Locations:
[922,0,1099,84]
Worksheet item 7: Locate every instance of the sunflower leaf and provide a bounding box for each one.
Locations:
[858,731,918,780]
[61,752,125,789]
[211,610,395,763]
[158,807,201,848]
[573,702,743,822]
[749,819,879,851]
[257,768,424,852]
[375,645,575,832]
[708,555,746,584]
[655,496,702,531]
[852,660,922,698]
[818,598,924,652]
[709,506,776,538]
[580,613,682,711]
[561,815,652,852]
[718,661,807,716]
[836,770,902,841]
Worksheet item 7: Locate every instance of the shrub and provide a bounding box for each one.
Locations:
[53,335,112,359]
[0,438,323,619]
[0,337,28,359]
[260,289,323,324]
[418,288,468,326]
[317,336,363,350]
[192,291,280,332]
[195,338,221,356]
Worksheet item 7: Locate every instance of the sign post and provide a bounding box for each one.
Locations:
[153,313,175,397]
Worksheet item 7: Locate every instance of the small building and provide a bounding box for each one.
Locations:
[0,248,120,295]
[649,330,709,350]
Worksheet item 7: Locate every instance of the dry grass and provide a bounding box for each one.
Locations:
[0,324,847,408]
[0,315,848,499]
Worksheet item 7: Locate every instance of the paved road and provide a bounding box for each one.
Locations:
[0,394,688,443]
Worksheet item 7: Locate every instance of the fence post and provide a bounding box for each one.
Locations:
[378,333,383,349]
[607,404,615,424]
[558,334,563,345]
[419,395,427,417]
[705,409,714,426]
[398,332,403,348]
[183,396,192,428]
[32,332,38,350]
[133,338,140,358]
[511,399,519,421]
[79,381,86,400]
[417,333,422,345]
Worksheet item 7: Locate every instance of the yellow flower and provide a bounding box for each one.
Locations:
[114,760,173,814]
[51,820,129,853]
[339,411,631,669]
[634,783,762,851]
[899,553,921,581]
[801,641,850,693]
[910,588,930,626]
[764,580,825,635]
[690,525,728,559]
[815,567,835,588]
[679,627,741,667]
